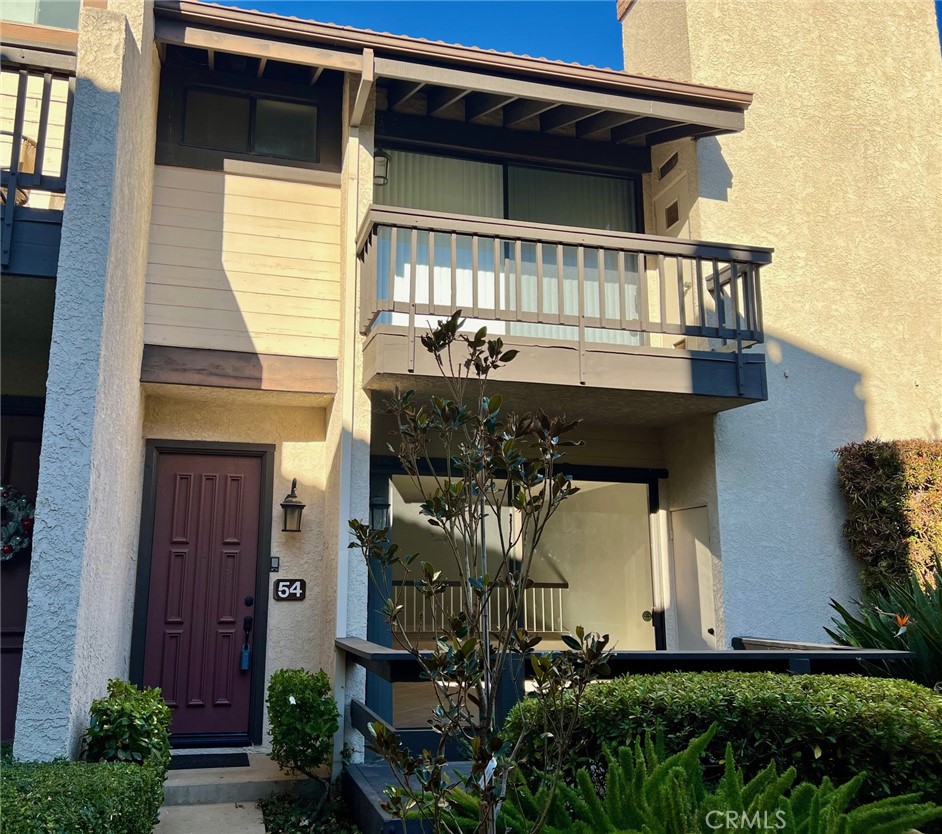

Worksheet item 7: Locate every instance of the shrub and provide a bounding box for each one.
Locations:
[267,668,339,780]
[83,678,171,776]
[442,726,942,834]
[827,558,942,690]
[0,759,164,834]
[835,438,942,589]
[505,671,942,806]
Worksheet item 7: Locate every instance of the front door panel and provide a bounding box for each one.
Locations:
[142,453,261,738]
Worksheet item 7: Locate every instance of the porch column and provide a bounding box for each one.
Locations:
[14,0,158,760]
[329,67,376,767]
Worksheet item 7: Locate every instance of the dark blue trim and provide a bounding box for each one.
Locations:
[0,396,45,417]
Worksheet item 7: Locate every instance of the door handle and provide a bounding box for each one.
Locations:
[241,615,254,672]
[641,610,653,622]
[244,595,254,607]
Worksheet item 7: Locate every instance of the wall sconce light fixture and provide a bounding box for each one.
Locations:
[373,148,390,187]
[280,478,306,532]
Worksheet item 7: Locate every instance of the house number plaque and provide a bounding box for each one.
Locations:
[273,579,306,601]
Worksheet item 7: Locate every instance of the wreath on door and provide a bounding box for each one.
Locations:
[1,485,35,560]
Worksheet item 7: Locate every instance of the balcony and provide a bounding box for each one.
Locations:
[357,205,772,424]
[0,45,75,278]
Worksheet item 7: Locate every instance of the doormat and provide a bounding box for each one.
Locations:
[168,753,250,770]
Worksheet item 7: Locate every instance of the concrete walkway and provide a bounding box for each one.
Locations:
[156,801,266,833]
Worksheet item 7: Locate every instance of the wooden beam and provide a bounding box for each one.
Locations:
[386,79,424,110]
[644,124,725,146]
[350,47,374,128]
[612,116,675,143]
[256,56,267,78]
[309,65,324,85]
[376,110,651,174]
[503,98,558,127]
[576,111,641,138]
[141,345,338,394]
[155,18,364,73]
[206,48,214,71]
[0,44,76,73]
[539,104,601,133]
[465,92,515,122]
[0,22,77,54]
[426,85,469,116]
[374,55,745,132]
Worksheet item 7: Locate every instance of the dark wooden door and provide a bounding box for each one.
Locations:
[142,453,261,738]
[1,413,43,743]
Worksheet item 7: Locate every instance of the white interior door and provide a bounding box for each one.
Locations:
[669,506,717,650]
[532,482,657,650]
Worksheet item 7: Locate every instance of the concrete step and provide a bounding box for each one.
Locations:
[157,801,266,834]
[163,752,304,806]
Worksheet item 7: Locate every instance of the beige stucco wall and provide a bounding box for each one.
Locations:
[16,0,159,760]
[623,0,942,642]
[142,386,335,734]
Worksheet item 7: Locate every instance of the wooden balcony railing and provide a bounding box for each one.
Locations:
[356,205,772,375]
[1,47,76,270]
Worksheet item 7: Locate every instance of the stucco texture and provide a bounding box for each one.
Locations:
[623,0,942,642]
[328,78,375,761]
[15,0,158,760]
[142,387,335,733]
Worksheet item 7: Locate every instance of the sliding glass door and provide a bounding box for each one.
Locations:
[373,150,643,345]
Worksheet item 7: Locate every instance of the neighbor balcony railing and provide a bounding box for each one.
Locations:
[356,205,772,379]
[1,48,76,268]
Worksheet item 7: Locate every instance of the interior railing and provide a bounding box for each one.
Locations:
[1,47,76,268]
[391,579,569,639]
[356,205,773,377]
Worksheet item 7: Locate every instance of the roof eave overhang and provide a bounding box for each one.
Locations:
[153,0,752,145]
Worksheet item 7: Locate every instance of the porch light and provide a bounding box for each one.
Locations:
[373,148,390,186]
[370,497,391,530]
[280,478,306,532]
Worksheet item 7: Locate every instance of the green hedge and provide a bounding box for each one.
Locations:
[505,672,942,805]
[836,438,942,589]
[0,759,164,834]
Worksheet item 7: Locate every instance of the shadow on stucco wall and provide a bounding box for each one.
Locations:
[697,138,732,202]
[714,333,867,645]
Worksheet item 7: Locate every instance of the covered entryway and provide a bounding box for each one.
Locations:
[133,443,273,746]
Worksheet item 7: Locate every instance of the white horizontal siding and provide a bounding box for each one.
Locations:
[145,165,342,358]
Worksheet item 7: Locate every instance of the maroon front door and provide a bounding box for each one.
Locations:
[1,413,43,742]
[142,452,261,738]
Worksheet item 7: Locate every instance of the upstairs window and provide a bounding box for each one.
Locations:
[155,47,341,173]
[1,0,80,29]
[182,89,318,163]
